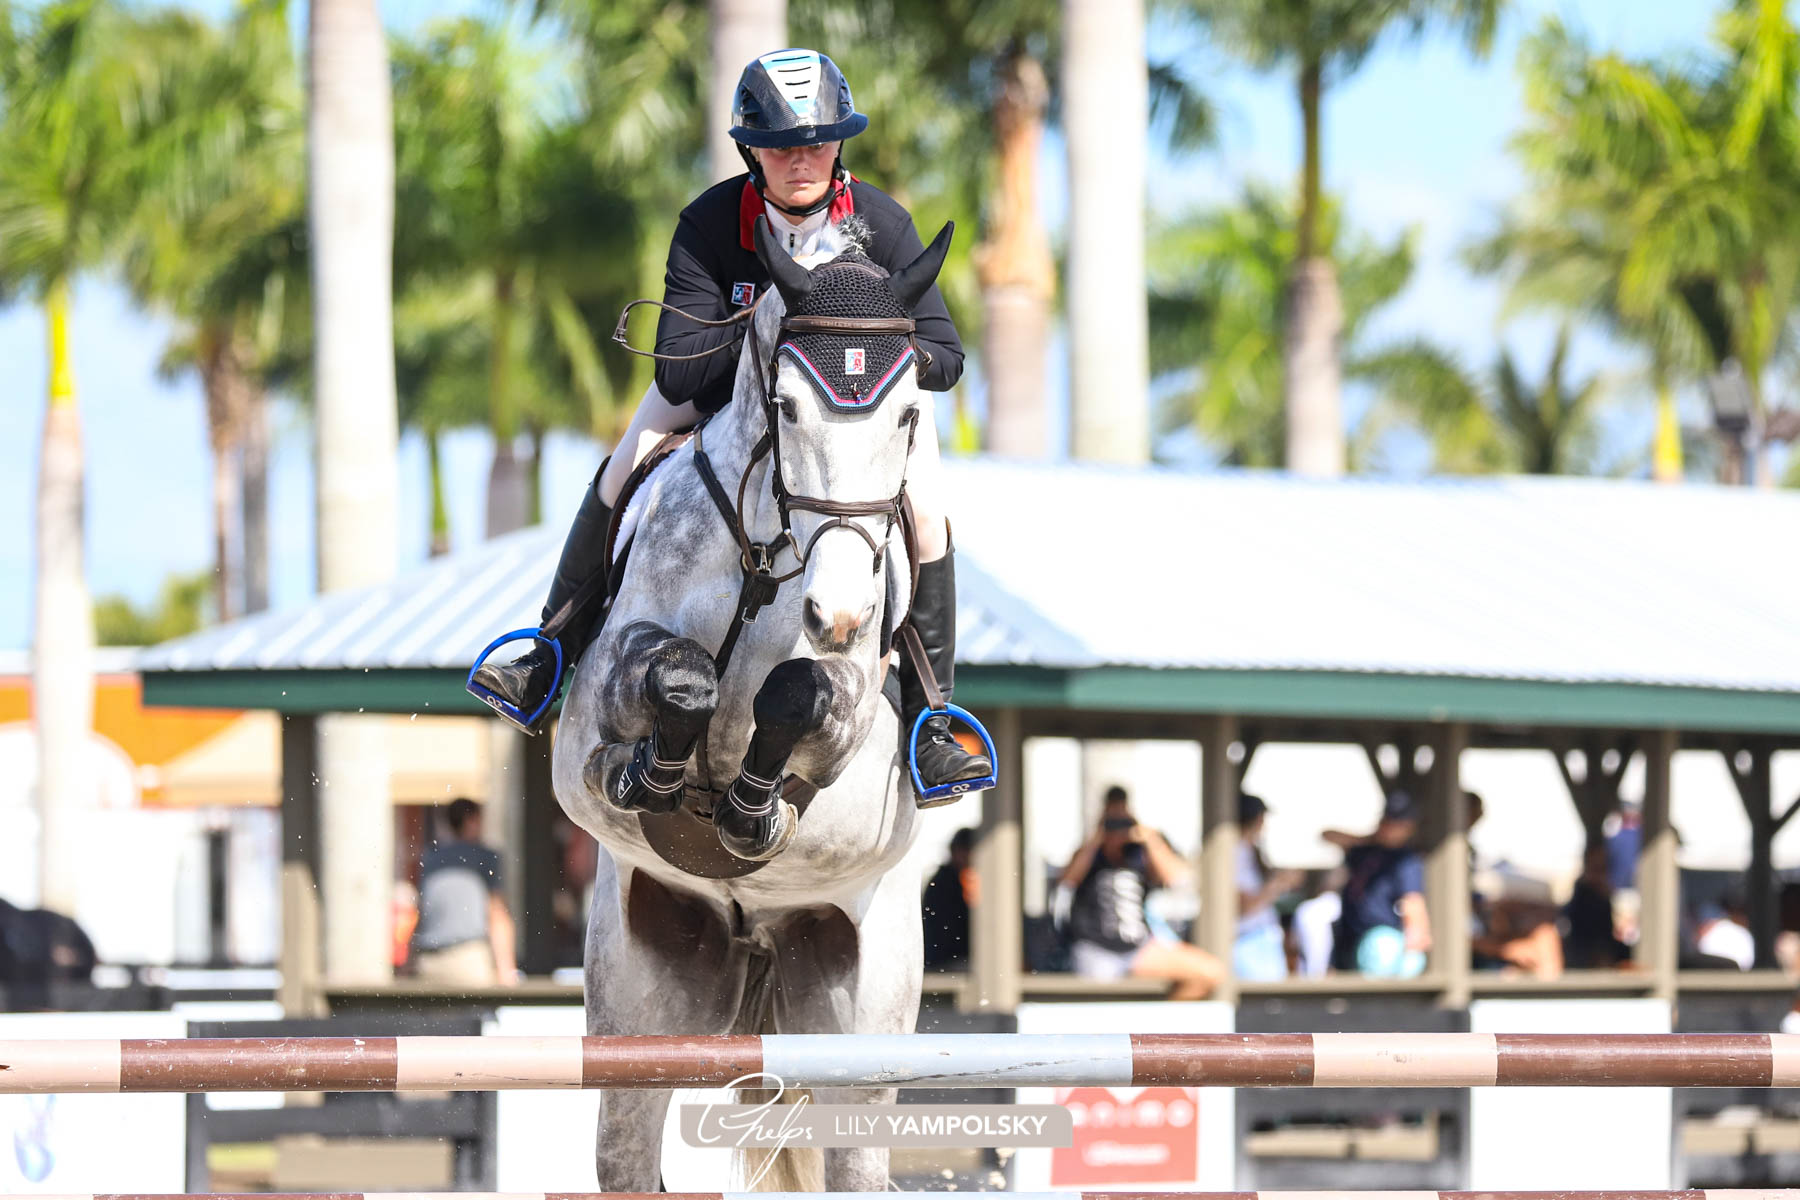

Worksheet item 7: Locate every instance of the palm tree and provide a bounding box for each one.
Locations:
[1360,326,1605,475]
[392,17,645,538]
[1470,8,1800,486]
[0,1,186,915]
[1148,182,1416,466]
[1186,0,1505,476]
[709,0,786,182]
[309,0,399,985]
[122,2,305,622]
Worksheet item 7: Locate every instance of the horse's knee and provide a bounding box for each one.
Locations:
[645,638,718,720]
[754,658,834,734]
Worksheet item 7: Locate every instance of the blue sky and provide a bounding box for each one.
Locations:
[0,1,1724,649]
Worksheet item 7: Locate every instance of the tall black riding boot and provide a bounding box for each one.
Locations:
[900,539,992,806]
[470,463,615,732]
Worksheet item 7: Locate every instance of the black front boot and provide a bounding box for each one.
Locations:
[901,541,993,806]
[716,768,798,861]
[470,465,615,732]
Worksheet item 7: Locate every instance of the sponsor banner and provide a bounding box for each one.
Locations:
[679,1102,1070,1149]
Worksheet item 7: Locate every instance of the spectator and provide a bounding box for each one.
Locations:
[1695,893,1754,970]
[1062,786,1223,999]
[1325,790,1431,977]
[1563,844,1630,968]
[411,798,519,987]
[922,828,976,970]
[0,898,97,1010]
[1604,800,1642,893]
[1236,794,1301,981]
[1468,791,1563,978]
[1291,868,1346,978]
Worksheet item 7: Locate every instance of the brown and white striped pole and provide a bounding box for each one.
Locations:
[3,1033,1797,1093]
[9,1191,1798,1200]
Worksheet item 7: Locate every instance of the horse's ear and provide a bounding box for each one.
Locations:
[754,216,814,310]
[886,221,954,312]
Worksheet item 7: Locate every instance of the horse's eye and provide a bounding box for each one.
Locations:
[780,397,798,422]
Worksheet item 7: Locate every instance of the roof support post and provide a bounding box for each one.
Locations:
[318,714,394,986]
[1728,740,1778,968]
[520,732,557,977]
[278,714,325,1017]
[1639,728,1679,1002]
[965,706,1024,1014]
[1424,722,1470,1008]
[1199,713,1239,1005]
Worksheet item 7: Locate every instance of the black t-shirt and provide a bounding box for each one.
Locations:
[921,862,971,969]
[1330,844,1424,969]
[653,175,965,414]
[1068,843,1154,952]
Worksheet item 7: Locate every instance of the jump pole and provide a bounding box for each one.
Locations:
[3,1033,1799,1093]
[11,1192,1800,1200]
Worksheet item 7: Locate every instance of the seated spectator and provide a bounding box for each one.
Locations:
[1325,790,1430,977]
[1291,867,1346,978]
[411,798,519,987]
[922,828,976,970]
[1237,794,1301,981]
[0,898,98,1011]
[1563,844,1631,969]
[1694,893,1754,970]
[1062,786,1223,999]
[1467,792,1563,978]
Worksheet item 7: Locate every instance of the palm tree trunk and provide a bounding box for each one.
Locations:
[200,330,249,623]
[486,269,530,536]
[242,385,272,612]
[708,0,787,183]
[33,277,94,919]
[427,428,451,557]
[1283,56,1344,477]
[309,0,399,986]
[526,423,545,528]
[1063,0,1150,465]
[974,47,1054,460]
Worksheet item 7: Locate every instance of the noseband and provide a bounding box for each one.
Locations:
[614,290,927,678]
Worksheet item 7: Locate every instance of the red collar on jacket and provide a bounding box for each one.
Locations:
[738,176,858,251]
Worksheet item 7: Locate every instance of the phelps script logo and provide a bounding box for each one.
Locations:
[681,1073,1069,1187]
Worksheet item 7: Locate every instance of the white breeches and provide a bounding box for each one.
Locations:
[598,381,950,562]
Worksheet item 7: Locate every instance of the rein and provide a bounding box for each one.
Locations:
[615,290,925,682]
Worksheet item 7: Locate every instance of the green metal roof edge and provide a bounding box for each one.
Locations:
[141,664,1800,734]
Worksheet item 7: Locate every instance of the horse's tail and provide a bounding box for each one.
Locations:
[733,956,823,1191]
[735,1082,823,1191]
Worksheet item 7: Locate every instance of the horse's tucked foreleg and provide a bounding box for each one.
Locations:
[584,628,717,814]
[717,658,833,861]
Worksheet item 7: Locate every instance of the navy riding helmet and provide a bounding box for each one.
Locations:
[730,49,868,214]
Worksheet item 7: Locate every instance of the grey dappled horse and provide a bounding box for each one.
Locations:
[550,218,953,1189]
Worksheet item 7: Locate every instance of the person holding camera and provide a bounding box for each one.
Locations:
[1060,786,1223,999]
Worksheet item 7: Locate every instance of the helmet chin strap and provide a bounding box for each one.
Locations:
[740,145,846,219]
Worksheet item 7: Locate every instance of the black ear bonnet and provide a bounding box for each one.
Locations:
[778,253,915,412]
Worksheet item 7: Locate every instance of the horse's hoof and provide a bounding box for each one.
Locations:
[717,792,797,862]
[591,740,683,816]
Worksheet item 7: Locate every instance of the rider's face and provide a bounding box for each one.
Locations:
[755,141,840,210]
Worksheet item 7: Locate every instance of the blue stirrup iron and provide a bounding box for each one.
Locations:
[908,703,998,803]
[466,628,564,733]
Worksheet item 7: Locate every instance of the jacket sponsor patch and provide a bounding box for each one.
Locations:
[731,282,756,307]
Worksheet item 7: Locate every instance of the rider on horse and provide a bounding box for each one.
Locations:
[470,48,991,801]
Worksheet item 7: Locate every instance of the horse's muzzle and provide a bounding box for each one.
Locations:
[803,596,876,653]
